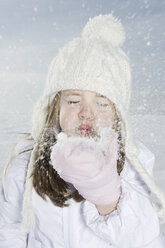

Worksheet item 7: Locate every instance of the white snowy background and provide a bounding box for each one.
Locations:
[0,0,164,197]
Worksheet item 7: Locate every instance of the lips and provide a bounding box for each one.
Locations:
[78,124,92,135]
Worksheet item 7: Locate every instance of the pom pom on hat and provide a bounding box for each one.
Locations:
[82,14,125,47]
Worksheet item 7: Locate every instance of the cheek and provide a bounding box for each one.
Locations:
[96,111,115,128]
[59,107,78,132]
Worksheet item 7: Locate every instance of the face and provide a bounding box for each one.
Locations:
[59,89,116,138]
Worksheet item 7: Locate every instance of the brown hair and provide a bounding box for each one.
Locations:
[12,91,125,208]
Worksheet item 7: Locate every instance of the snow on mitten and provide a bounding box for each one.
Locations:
[50,130,121,205]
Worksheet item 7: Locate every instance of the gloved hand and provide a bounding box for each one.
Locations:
[50,129,121,205]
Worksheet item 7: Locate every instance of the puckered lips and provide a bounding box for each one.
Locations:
[78,124,93,135]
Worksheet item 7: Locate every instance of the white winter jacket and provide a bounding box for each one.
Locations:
[0,138,165,248]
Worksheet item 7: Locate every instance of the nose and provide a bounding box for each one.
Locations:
[78,104,95,121]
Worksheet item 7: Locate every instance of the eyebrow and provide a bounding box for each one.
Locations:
[96,94,106,98]
[65,93,81,96]
[64,92,106,98]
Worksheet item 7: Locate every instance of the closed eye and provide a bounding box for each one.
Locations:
[68,101,80,104]
[97,102,109,107]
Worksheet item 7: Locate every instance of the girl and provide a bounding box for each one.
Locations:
[0,14,165,248]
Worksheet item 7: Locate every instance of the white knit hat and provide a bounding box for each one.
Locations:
[22,14,165,231]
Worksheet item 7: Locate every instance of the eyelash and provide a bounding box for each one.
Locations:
[97,103,108,107]
[68,101,79,104]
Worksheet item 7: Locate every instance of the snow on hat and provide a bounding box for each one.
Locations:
[22,14,165,231]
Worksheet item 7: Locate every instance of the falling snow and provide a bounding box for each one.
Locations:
[0,2,165,234]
